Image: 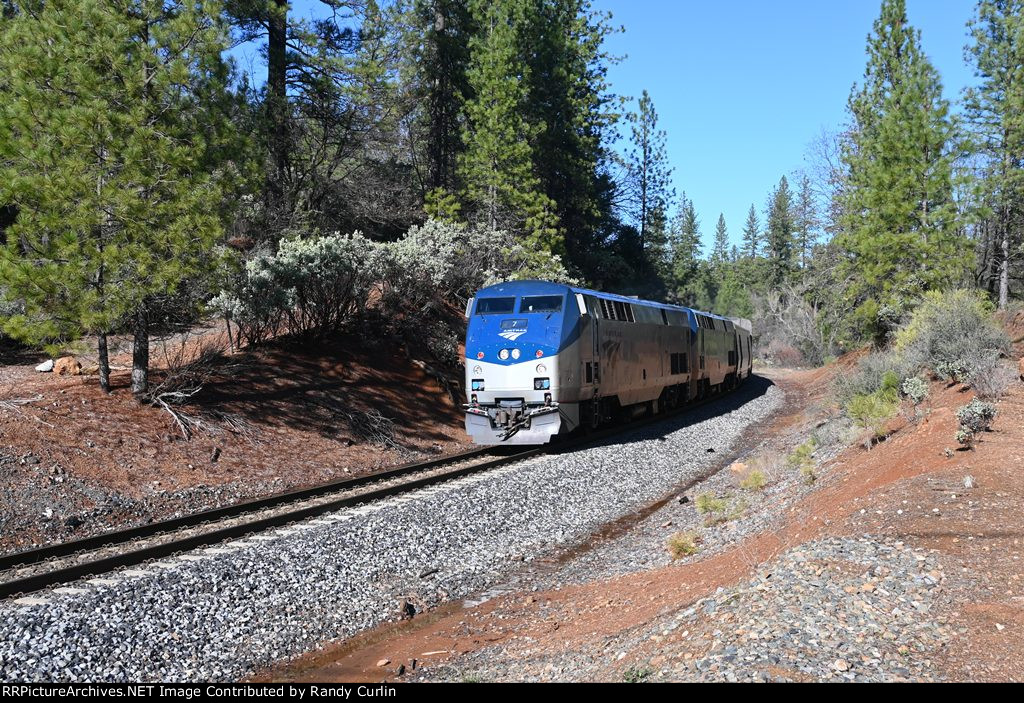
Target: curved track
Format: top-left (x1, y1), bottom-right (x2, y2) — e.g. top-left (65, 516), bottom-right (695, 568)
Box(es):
top-left (0, 384), bottom-right (749, 600)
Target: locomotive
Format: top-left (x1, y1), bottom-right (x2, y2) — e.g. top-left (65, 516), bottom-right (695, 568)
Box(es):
top-left (463, 280), bottom-right (753, 444)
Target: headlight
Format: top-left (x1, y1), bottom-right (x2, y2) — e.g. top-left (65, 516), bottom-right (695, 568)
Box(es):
top-left (499, 349), bottom-right (510, 361)
top-left (473, 365), bottom-right (483, 375)
top-left (511, 348), bottom-right (521, 360)
top-left (536, 364), bottom-right (547, 374)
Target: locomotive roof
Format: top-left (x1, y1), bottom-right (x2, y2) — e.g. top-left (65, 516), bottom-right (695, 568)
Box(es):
top-left (474, 279), bottom-right (730, 323)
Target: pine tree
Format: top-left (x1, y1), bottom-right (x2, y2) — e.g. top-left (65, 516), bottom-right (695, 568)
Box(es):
top-left (668, 195), bottom-right (703, 304)
top-left (742, 204), bottom-right (761, 259)
top-left (0, 0), bottom-right (237, 395)
top-left (626, 90), bottom-right (675, 251)
top-left (712, 214), bottom-right (730, 266)
top-left (964, 0), bottom-right (1024, 309)
top-left (838, 0), bottom-right (966, 336)
top-left (520, 0), bottom-right (619, 269)
top-left (226, 0), bottom-right (402, 235)
top-left (766, 176), bottom-right (797, 287)
top-left (794, 173), bottom-right (819, 269)
top-left (459, 0), bottom-right (560, 252)
top-left (400, 0), bottom-right (475, 196)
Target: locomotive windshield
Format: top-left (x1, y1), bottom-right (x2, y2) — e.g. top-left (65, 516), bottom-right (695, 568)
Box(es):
top-left (475, 297), bottom-right (516, 314)
top-left (520, 295), bottom-right (563, 313)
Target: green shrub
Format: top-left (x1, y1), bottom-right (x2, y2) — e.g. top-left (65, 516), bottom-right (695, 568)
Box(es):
top-left (800, 463), bottom-right (816, 484)
top-left (895, 289), bottom-right (1009, 379)
top-left (957, 399), bottom-right (997, 434)
top-left (786, 439), bottom-right (817, 469)
top-left (835, 351), bottom-right (915, 406)
top-left (955, 399), bottom-right (997, 448)
top-left (846, 391), bottom-right (899, 429)
top-left (786, 439), bottom-right (819, 484)
top-left (695, 492), bottom-right (727, 515)
top-left (956, 427), bottom-right (975, 448)
top-left (623, 666), bottom-right (653, 683)
top-left (739, 469), bottom-right (767, 491)
top-left (901, 377), bottom-right (929, 405)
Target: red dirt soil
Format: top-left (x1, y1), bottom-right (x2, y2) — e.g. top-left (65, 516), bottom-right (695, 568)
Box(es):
top-left (0, 323), bottom-right (470, 553)
top-left (260, 352), bottom-right (1024, 683)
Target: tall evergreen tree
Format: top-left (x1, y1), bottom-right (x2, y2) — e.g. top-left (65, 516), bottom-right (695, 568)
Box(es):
top-left (712, 214), bottom-right (730, 266)
top-left (964, 0), bottom-right (1024, 309)
top-left (0, 0), bottom-right (238, 395)
top-left (794, 173), bottom-right (819, 268)
top-left (626, 90), bottom-right (674, 251)
top-left (226, 0), bottom-right (402, 235)
top-left (668, 195), bottom-right (702, 303)
top-left (838, 0), bottom-right (965, 336)
top-left (742, 204), bottom-right (761, 258)
top-left (766, 176), bottom-right (797, 286)
top-left (400, 0), bottom-right (475, 197)
top-left (520, 0), bottom-right (619, 271)
top-left (459, 0), bottom-right (559, 252)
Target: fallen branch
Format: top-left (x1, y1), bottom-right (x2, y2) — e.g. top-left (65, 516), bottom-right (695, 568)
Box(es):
top-left (0, 394), bottom-right (42, 411)
top-left (152, 387), bottom-right (203, 439)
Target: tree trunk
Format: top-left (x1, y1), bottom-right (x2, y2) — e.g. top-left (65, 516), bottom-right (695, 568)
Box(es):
top-left (268, 0), bottom-right (289, 196)
top-left (131, 305), bottom-right (149, 398)
top-left (999, 222), bottom-right (1010, 310)
top-left (97, 333), bottom-right (111, 394)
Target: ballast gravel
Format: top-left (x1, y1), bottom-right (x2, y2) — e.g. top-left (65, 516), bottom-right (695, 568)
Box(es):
top-left (0, 380), bottom-right (782, 682)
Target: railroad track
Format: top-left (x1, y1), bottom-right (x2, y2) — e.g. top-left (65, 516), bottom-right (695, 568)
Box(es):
top-left (0, 385), bottom-right (747, 600)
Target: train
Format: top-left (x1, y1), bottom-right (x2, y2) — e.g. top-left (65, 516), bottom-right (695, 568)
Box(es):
top-left (463, 279), bottom-right (753, 444)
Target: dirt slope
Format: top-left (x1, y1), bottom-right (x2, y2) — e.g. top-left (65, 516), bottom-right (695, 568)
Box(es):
top-left (0, 324), bottom-right (470, 554)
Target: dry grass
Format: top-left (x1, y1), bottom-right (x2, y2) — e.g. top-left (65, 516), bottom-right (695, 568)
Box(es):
top-left (667, 531), bottom-right (701, 559)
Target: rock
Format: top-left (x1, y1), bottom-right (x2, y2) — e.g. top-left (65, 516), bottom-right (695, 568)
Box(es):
top-left (377, 659), bottom-right (391, 667)
top-left (211, 447), bottom-right (221, 463)
top-left (1018, 356), bottom-right (1024, 380)
top-left (35, 359), bottom-right (54, 373)
top-left (54, 357), bottom-right (82, 376)
top-left (729, 462), bottom-right (748, 474)
top-left (21, 454), bottom-right (40, 466)
top-left (396, 664), bottom-right (406, 676)
top-left (833, 659), bottom-right (850, 672)
top-left (398, 599), bottom-right (416, 620)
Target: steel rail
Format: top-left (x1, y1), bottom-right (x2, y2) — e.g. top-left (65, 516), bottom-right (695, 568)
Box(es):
top-left (0, 379), bottom-right (756, 599)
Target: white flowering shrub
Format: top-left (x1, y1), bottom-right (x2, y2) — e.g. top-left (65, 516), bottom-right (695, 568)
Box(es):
top-left (212, 220), bottom-right (577, 358)
top-left (211, 233), bottom-right (386, 344)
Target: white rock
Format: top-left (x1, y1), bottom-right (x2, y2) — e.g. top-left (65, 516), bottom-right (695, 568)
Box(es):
top-left (35, 359), bottom-right (54, 373)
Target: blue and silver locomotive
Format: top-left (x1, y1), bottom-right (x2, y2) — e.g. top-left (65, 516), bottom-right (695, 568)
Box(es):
top-left (463, 280), bottom-right (753, 444)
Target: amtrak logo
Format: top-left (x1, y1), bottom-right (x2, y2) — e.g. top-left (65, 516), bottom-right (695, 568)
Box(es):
top-left (499, 330), bottom-right (527, 342)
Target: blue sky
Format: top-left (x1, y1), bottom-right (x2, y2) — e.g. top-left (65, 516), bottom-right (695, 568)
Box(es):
top-left (594, 0), bottom-right (977, 251)
top-left (232, 0), bottom-right (979, 251)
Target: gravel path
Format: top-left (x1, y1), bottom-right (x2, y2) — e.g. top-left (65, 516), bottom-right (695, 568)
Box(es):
top-left (0, 380), bottom-right (783, 682)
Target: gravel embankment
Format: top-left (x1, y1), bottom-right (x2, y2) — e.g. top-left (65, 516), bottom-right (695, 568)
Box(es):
top-left (438, 537), bottom-right (951, 683)
top-left (0, 380), bottom-right (782, 682)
